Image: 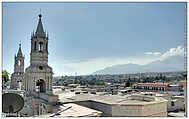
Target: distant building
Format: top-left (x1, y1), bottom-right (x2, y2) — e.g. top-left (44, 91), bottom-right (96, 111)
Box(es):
top-left (179, 81), bottom-right (187, 116)
top-left (156, 93), bottom-right (185, 112)
top-left (167, 84), bottom-right (183, 92)
top-left (133, 83), bottom-right (168, 91)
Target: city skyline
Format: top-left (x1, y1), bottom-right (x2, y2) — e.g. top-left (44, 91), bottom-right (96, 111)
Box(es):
top-left (3, 2), bottom-right (186, 76)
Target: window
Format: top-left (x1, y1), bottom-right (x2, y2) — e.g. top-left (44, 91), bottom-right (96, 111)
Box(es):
top-left (171, 101), bottom-right (175, 106)
top-left (34, 41), bottom-right (37, 50)
top-left (39, 42), bottom-right (43, 51)
top-left (18, 60), bottom-right (21, 66)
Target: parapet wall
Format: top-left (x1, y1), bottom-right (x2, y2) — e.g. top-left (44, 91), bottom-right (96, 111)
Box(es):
top-left (73, 96), bottom-right (167, 117)
top-left (128, 95), bottom-right (155, 102)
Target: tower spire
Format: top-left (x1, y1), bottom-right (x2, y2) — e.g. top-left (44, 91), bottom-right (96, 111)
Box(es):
top-left (17, 42), bottom-right (23, 57)
top-left (35, 13), bottom-right (45, 38)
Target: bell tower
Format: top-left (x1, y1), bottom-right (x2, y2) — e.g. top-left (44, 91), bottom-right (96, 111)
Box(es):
top-left (30, 14), bottom-right (49, 66)
top-left (10, 43), bottom-right (25, 89)
top-left (24, 14), bottom-right (53, 94)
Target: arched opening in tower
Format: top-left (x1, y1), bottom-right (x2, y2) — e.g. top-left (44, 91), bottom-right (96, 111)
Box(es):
top-left (18, 60), bottom-right (21, 66)
top-left (36, 79), bottom-right (46, 93)
top-left (39, 42), bottom-right (43, 52)
top-left (34, 41), bottom-right (37, 51)
top-left (17, 80), bottom-right (22, 90)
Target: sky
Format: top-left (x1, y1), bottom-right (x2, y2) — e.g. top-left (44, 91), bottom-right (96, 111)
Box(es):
top-left (2, 2), bottom-right (186, 76)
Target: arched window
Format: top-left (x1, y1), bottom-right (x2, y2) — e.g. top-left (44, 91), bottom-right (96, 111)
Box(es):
top-left (39, 42), bottom-right (43, 51)
top-left (36, 79), bottom-right (46, 93)
top-left (34, 41), bottom-right (37, 51)
top-left (18, 60), bottom-right (21, 66)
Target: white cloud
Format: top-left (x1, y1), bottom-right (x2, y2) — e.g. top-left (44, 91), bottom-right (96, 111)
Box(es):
top-left (144, 52), bottom-right (161, 56)
top-left (160, 45), bottom-right (184, 60)
top-left (144, 45), bottom-right (184, 60)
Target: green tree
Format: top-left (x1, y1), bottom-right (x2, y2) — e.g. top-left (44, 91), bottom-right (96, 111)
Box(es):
top-left (125, 80), bottom-right (130, 87)
top-left (2, 70), bottom-right (10, 84)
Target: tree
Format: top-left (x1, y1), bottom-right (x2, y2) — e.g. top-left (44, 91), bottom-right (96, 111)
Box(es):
top-left (125, 80), bottom-right (130, 87)
top-left (2, 70), bottom-right (10, 83)
top-left (162, 76), bottom-right (166, 83)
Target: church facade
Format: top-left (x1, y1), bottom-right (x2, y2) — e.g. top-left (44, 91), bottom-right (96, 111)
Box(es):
top-left (11, 14), bottom-right (53, 94)
top-left (10, 14), bottom-right (58, 115)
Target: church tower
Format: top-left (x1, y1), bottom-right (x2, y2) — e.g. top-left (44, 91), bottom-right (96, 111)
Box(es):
top-left (24, 14), bottom-right (53, 94)
top-left (10, 43), bottom-right (25, 89)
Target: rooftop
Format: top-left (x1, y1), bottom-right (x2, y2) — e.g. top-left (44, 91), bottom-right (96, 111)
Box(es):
top-left (168, 112), bottom-right (185, 117)
top-left (133, 83), bottom-right (169, 87)
top-left (39, 103), bottom-right (102, 117)
top-left (55, 90), bottom-right (167, 105)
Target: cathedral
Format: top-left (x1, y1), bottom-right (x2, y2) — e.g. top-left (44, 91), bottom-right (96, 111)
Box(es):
top-left (10, 14), bottom-right (58, 115)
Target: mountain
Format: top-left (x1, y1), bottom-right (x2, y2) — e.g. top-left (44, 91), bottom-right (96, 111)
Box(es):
top-left (93, 55), bottom-right (184, 74)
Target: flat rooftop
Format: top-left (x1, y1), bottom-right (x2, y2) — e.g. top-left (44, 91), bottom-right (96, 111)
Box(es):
top-left (40, 103), bottom-right (102, 117)
top-left (168, 112), bottom-right (185, 117)
top-left (55, 90), bottom-right (167, 105)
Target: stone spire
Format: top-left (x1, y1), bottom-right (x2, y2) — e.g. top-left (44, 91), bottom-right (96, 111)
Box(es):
top-left (35, 14), bottom-right (46, 38)
top-left (17, 43), bottom-right (23, 57)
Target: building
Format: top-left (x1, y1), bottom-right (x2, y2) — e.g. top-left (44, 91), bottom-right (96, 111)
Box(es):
top-left (133, 83), bottom-right (168, 91)
top-left (24, 14), bottom-right (53, 94)
top-left (155, 93), bottom-right (185, 112)
top-left (9, 14), bottom-right (58, 116)
top-left (168, 84), bottom-right (183, 92)
top-left (55, 90), bottom-right (168, 117)
top-left (179, 81), bottom-right (187, 116)
top-left (10, 44), bottom-right (25, 90)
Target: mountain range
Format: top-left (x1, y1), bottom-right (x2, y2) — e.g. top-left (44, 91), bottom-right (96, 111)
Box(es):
top-left (93, 55), bottom-right (185, 74)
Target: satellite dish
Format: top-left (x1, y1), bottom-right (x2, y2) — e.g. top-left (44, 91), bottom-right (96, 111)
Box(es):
top-left (2, 93), bottom-right (24, 113)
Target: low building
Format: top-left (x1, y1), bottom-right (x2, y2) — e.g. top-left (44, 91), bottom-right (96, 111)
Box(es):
top-left (167, 84), bottom-right (183, 92)
top-left (133, 83), bottom-right (168, 91)
top-left (150, 92), bottom-right (185, 113)
top-left (179, 81), bottom-right (187, 117)
top-left (57, 91), bottom-right (168, 117)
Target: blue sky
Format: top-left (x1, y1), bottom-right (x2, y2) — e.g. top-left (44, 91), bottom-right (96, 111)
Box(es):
top-left (2, 2), bottom-right (186, 76)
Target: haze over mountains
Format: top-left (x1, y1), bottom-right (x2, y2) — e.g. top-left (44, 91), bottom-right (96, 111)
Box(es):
top-left (93, 46), bottom-right (185, 75)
